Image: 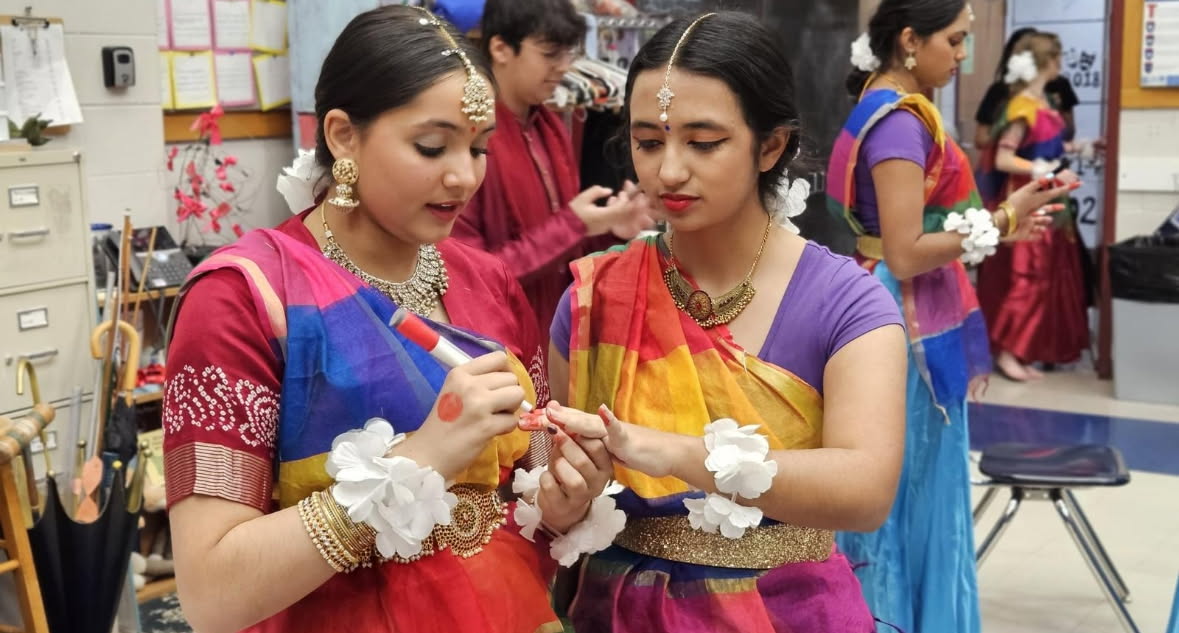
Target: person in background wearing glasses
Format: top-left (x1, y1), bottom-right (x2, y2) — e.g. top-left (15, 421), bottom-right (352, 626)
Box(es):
top-left (454, 0), bottom-right (654, 361)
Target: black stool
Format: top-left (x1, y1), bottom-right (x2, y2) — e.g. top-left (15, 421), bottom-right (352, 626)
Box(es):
top-left (973, 442), bottom-right (1139, 633)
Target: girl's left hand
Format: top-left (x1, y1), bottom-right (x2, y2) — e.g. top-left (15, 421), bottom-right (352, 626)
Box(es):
top-left (534, 403), bottom-right (614, 533)
top-left (546, 403), bottom-right (677, 479)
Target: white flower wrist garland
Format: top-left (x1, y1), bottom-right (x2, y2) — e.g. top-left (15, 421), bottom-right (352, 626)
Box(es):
top-left (1031, 158), bottom-right (1060, 181)
top-left (512, 466), bottom-right (627, 567)
top-left (684, 419), bottom-right (779, 540)
top-left (944, 208), bottom-right (1001, 266)
top-left (326, 418), bottom-right (458, 560)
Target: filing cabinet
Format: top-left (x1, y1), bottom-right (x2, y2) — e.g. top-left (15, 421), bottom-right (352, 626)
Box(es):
top-left (0, 149), bottom-right (96, 438)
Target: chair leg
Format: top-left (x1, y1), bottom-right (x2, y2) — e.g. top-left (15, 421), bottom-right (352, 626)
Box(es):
top-left (973, 486), bottom-right (999, 526)
top-left (1052, 490), bottom-right (1140, 633)
top-left (1063, 489), bottom-right (1132, 602)
top-left (0, 467), bottom-right (48, 633)
top-left (976, 487), bottom-right (1023, 568)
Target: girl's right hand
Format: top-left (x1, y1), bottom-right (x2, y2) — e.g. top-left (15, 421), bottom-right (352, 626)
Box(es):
top-left (396, 351), bottom-right (526, 480)
top-left (1003, 176), bottom-right (1079, 241)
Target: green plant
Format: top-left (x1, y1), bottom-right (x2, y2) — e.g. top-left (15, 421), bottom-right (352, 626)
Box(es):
top-left (8, 114), bottom-right (54, 146)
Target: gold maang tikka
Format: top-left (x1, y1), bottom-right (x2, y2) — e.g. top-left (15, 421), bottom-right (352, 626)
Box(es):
top-left (657, 13), bottom-right (717, 130)
top-left (414, 8), bottom-right (493, 124)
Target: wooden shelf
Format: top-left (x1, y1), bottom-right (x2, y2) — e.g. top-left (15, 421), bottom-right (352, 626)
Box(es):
top-left (96, 286), bottom-right (180, 306)
top-left (133, 391), bottom-right (164, 405)
top-left (137, 576), bottom-right (177, 604)
top-left (164, 110), bottom-right (292, 143)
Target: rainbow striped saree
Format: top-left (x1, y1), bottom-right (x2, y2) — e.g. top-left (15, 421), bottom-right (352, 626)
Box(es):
top-left (565, 237), bottom-right (875, 633)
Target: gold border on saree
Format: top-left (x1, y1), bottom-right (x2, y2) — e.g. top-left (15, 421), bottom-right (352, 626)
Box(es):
top-left (614, 516), bottom-right (834, 570)
top-left (856, 235), bottom-right (885, 261)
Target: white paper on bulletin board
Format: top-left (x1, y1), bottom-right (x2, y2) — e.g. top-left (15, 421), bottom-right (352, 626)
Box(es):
top-left (170, 0), bottom-right (214, 49)
top-left (158, 0), bottom-right (171, 48)
top-left (1141, 0), bottom-right (1179, 87)
top-left (213, 0), bottom-right (252, 50)
top-left (215, 51), bottom-right (256, 106)
top-left (160, 52), bottom-right (175, 109)
top-left (250, 0), bottom-right (288, 54)
top-left (172, 51), bottom-right (217, 109)
top-left (253, 53), bottom-right (290, 110)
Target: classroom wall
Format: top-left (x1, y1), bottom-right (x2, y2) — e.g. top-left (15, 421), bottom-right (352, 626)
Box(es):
top-left (27, 0), bottom-right (169, 229)
top-left (1117, 0), bottom-right (1179, 241)
top-left (20, 0), bottom-right (292, 235)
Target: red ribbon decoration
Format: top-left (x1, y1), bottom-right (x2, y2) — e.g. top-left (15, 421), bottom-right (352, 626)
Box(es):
top-left (190, 105), bottom-right (225, 145)
top-left (175, 192), bottom-right (208, 222)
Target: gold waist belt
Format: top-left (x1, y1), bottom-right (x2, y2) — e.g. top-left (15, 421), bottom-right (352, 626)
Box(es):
top-left (614, 516), bottom-right (834, 570)
top-left (856, 235), bottom-right (884, 261)
top-left (389, 484), bottom-right (506, 563)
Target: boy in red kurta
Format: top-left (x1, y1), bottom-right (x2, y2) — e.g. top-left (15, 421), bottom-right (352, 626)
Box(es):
top-left (453, 0), bottom-right (652, 344)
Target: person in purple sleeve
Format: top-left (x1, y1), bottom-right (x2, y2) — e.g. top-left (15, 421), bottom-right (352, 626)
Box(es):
top-left (544, 12), bottom-right (910, 633)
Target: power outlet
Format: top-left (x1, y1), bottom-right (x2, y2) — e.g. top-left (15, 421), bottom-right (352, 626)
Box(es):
top-left (28, 430), bottom-right (58, 454)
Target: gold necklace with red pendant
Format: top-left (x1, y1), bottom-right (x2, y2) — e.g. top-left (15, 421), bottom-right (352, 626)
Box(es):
top-left (662, 218), bottom-right (772, 328)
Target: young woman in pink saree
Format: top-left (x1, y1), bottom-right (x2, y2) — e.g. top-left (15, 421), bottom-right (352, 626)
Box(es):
top-left (165, 8), bottom-right (616, 633)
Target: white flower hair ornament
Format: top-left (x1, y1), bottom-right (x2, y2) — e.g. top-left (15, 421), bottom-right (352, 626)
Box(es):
top-left (1004, 51), bottom-right (1038, 85)
top-left (276, 148), bottom-right (327, 214)
top-left (771, 173), bottom-right (812, 234)
top-left (850, 33), bottom-right (881, 73)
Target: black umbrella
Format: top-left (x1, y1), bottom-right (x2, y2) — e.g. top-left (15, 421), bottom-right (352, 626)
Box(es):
top-left (18, 357), bottom-right (147, 633)
top-left (30, 470), bottom-right (140, 633)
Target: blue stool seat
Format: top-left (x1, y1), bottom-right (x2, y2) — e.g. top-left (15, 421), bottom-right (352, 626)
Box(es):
top-left (979, 443), bottom-right (1130, 486)
top-left (974, 442), bottom-right (1139, 633)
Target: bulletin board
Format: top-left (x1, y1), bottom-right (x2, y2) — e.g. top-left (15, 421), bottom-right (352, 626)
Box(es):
top-left (1123, 0), bottom-right (1179, 108)
top-left (159, 0), bottom-right (292, 141)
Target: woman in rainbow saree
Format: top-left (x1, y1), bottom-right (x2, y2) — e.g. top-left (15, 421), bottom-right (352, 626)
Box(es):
top-left (826, 2), bottom-right (1078, 631)
top-left (164, 8), bottom-right (614, 633)
top-left (976, 31), bottom-right (1089, 379)
top-left (546, 12), bottom-right (910, 632)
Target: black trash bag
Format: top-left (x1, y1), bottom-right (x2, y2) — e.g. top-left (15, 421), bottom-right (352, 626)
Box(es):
top-left (1109, 235), bottom-right (1179, 304)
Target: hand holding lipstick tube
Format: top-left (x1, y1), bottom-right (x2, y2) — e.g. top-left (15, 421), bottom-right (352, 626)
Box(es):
top-left (389, 307), bottom-right (534, 414)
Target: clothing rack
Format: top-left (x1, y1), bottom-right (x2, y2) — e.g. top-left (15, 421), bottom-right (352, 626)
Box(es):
top-left (592, 15), bottom-right (674, 30)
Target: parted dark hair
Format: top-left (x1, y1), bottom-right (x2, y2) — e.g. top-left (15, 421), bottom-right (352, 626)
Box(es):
top-left (480, 0), bottom-right (587, 57)
top-left (622, 11), bottom-right (804, 205)
top-left (846, 0), bottom-right (966, 99)
top-left (313, 5), bottom-right (490, 170)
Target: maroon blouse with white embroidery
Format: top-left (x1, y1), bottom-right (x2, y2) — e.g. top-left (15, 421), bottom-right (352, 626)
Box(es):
top-left (164, 213), bottom-right (547, 513)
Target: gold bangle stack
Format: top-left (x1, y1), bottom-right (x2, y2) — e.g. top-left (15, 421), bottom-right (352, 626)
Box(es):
top-left (999, 201), bottom-right (1018, 237)
top-left (298, 488), bottom-right (377, 573)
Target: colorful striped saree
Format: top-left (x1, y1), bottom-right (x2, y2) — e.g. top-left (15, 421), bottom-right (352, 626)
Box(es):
top-left (826, 89), bottom-right (984, 633)
top-left (565, 237), bottom-right (875, 633)
top-left (975, 94), bottom-right (1089, 364)
top-left (174, 228), bottom-right (562, 633)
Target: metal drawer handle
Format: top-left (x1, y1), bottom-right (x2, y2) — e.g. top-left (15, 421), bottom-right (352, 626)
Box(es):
top-left (21, 349), bottom-right (59, 362)
top-left (8, 227), bottom-right (51, 239)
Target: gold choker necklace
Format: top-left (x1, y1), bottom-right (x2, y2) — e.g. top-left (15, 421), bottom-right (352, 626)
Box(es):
top-left (319, 205), bottom-right (448, 316)
top-left (662, 219), bottom-right (772, 328)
